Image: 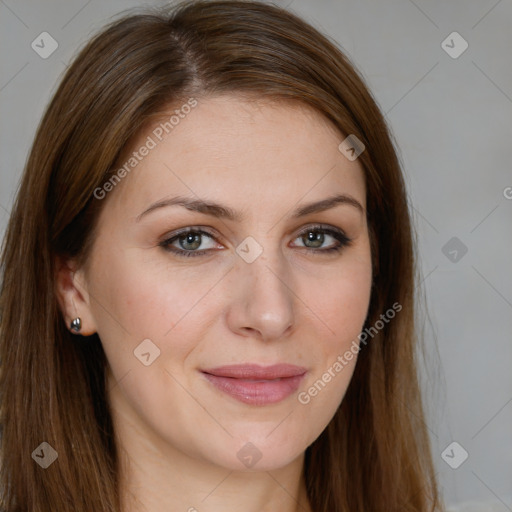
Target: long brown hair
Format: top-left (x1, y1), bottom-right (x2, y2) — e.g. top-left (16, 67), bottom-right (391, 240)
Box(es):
top-left (0, 1), bottom-right (442, 510)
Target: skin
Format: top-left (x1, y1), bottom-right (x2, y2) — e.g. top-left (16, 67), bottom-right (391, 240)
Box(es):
top-left (56, 95), bottom-right (373, 512)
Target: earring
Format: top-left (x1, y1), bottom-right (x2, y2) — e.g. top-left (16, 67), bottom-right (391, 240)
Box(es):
top-left (70, 317), bottom-right (82, 333)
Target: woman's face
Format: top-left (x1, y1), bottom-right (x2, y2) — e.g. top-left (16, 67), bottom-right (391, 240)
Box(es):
top-left (72, 95), bottom-right (372, 471)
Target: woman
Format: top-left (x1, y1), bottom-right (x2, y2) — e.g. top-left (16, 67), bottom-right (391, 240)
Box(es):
top-left (0, 1), bottom-right (442, 510)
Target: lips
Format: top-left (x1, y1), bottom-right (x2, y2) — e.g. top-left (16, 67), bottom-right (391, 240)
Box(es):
top-left (201, 364), bottom-right (307, 405)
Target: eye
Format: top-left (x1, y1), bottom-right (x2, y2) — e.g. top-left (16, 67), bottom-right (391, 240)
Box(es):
top-left (159, 227), bottom-right (220, 258)
top-left (292, 224), bottom-right (352, 254)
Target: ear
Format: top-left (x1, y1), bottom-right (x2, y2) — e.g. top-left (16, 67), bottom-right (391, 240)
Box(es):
top-left (54, 255), bottom-right (98, 336)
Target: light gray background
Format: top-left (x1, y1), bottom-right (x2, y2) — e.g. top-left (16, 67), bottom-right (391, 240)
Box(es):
top-left (1, 0), bottom-right (511, 510)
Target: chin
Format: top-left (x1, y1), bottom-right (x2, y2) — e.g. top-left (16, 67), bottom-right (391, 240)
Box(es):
top-left (196, 428), bottom-right (311, 473)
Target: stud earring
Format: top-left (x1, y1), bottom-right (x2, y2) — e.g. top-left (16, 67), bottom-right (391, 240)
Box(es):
top-left (70, 317), bottom-right (82, 333)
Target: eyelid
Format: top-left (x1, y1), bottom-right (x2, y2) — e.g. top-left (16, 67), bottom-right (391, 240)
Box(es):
top-left (161, 223), bottom-right (347, 241)
top-left (294, 223), bottom-right (347, 239)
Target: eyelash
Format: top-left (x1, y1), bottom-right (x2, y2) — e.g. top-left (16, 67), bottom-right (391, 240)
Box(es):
top-left (158, 224), bottom-right (352, 258)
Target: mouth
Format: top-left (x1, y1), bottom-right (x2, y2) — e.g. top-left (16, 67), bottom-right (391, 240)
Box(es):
top-left (200, 364), bottom-right (307, 406)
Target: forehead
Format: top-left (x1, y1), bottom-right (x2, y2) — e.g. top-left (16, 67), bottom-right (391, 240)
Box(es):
top-left (99, 94), bottom-right (366, 221)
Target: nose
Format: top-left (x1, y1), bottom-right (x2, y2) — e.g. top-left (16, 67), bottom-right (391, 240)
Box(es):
top-left (225, 248), bottom-right (295, 342)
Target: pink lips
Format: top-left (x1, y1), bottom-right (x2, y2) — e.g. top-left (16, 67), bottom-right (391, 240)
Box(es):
top-left (201, 364), bottom-right (307, 405)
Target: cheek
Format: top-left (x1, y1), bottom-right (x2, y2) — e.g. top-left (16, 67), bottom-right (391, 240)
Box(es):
top-left (87, 247), bottom-right (214, 374)
top-left (312, 250), bottom-right (373, 348)
top-left (298, 247), bottom-right (372, 402)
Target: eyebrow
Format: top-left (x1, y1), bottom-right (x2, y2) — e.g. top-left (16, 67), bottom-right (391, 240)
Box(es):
top-left (135, 193), bottom-right (364, 223)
